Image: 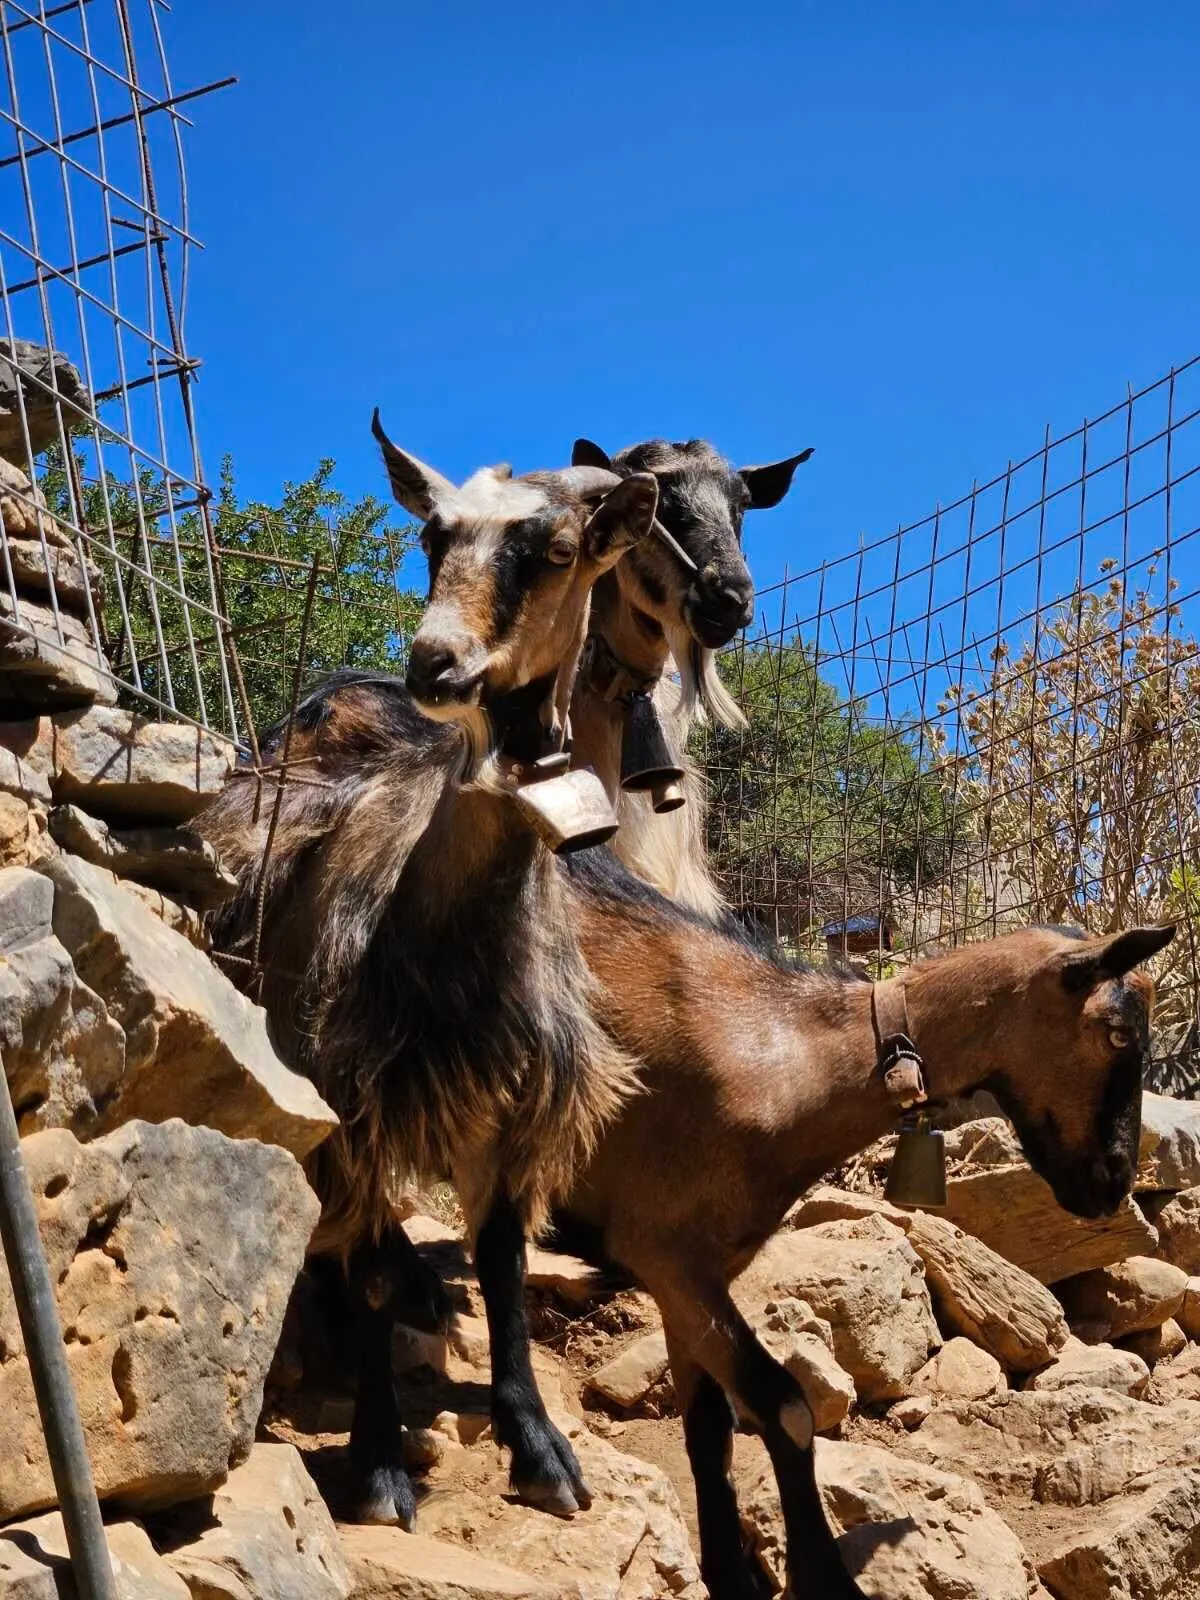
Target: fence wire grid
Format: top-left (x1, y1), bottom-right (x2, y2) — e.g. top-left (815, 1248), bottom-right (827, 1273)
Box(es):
top-left (704, 358), bottom-right (1200, 1090)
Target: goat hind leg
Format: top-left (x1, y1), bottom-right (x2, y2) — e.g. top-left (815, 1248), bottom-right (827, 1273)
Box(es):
top-left (474, 1188), bottom-right (592, 1516)
top-left (658, 1278), bottom-right (864, 1600)
top-left (666, 1327), bottom-right (773, 1600)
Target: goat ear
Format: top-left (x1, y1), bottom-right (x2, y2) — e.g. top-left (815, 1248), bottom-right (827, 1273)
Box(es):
top-left (583, 472), bottom-right (658, 566)
top-left (739, 448), bottom-right (814, 510)
top-left (572, 438), bottom-right (614, 471)
top-left (371, 409), bottom-right (456, 522)
top-left (1061, 924), bottom-right (1177, 992)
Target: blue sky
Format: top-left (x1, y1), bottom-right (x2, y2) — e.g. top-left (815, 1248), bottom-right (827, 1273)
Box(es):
top-left (164, 1), bottom-right (1198, 618)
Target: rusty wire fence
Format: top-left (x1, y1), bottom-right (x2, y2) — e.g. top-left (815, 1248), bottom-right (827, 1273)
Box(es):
top-left (702, 358), bottom-right (1200, 1091)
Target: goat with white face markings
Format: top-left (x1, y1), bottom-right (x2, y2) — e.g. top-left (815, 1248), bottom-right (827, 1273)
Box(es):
top-left (570, 435), bottom-right (811, 916)
top-left (198, 414), bottom-right (659, 1529)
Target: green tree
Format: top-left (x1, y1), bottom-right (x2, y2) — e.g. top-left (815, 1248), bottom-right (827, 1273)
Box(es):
top-left (700, 638), bottom-right (962, 955)
top-left (39, 447), bottom-right (423, 739)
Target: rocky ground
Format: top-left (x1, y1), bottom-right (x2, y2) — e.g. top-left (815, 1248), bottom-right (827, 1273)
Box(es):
top-left (4, 459), bottom-right (1200, 1596)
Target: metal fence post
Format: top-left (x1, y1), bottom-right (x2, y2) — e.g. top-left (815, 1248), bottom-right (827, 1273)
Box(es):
top-left (0, 1050), bottom-right (116, 1599)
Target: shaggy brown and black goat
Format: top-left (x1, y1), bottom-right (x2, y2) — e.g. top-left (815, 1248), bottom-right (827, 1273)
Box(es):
top-left (570, 436), bottom-right (810, 915)
top-left (556, 849), bottom-right (1174, 1599)
top-left (199, 419), bottom-right (661, 1528)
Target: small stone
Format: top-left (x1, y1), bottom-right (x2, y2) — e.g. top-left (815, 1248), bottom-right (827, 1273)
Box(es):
top-left (1024, 1336), bottom-right (1150, 1398)
top-left (49, 706), bottom-right (234, 822)
top-left (890, 1395), bottom-right (934, 1430)
top-left (525, 1243), bottom-right (604, 1305)
top-left (393, 1322), bottom-right (450, 1375)
top-left (752, 1302), bottom-right (855, 1432)
top-left (586, 1330), bottom-right (670, 1410)
top-left (910, 1336), bottom-right (1006, 1401)
top-left (162, 1444), bottom-right (351, 1600)
top-left (1180, 1276), bottom-right (1200, 1340)
top-left (401, 1426), bottom-right (444, 1468)
top-left (449, 1311), bottom-right (491, 1367)
top-left (1058, 1256), bottom-right (1188, 1339)
top-left (1120, 1316), bottom-right (1188, 1366)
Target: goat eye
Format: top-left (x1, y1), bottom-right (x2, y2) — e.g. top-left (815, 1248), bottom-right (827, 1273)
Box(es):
top-left (1109, 1027), bottom-right (1133, 1049)
top-left (547, 539), bottom-right (577, 566)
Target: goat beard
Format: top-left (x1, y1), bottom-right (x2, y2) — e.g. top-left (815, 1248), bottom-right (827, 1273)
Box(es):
top-left (665, 622), bottom-right (746, 733)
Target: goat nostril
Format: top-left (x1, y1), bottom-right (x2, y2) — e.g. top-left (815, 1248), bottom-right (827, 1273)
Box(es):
top-left (406, 643), bottom-right (460, 697)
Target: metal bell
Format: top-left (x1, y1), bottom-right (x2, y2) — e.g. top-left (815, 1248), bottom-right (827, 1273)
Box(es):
top-left (620, 692), bottom-right (685, 793)
top-left (509, 765), bottom-right (620, 855)
top-left (650, 778), bottom-right (686, 814)
top-left (883, 1111), bottom-right (947, 1211)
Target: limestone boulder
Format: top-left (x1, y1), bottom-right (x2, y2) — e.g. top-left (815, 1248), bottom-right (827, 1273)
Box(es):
top-left (740, 1439), bottom-right (1048, 1599)
top-left (0, 865), bottom-right (125, 1134)
top-left (1038, 1464), bottom-right (1200, 1599)
top-left (0, 716), bottom-right (54, 802)
top-left (49, 707), bottom-right (234, 822)
top-left (160, 1444), bottom-right (351, 1600)
top-left (1152, 1184), bottom-right (1200, 1275)
top-left (0, 1119), bottom-right (318, 1518)
top-left (737, 1217), bottom-right (939, 1402)
top-left (0, 590), bottom-right (117, 709)
top-left (1119, 1317), bottom-right (1188, 1367)
top-left (585, 1330), bottom-right (670, 1411)
top-left (1180, 1276), bottom-right (1200, 1340)
top-left (0, 1513), bottom-right (188, 1598)
top-left (1057, 1256), bottom-right (1187, 1340)
top-left (794, 1188), bottom-right (1072, 1372)
top-left (340, 1526), bottom-right (556, 1600)
top-left (910, 1336), bottom-right (1006, 1401)
top-left (751, 1297), bottom-right (856, 1433)
top-left (1138, 1090), bottom-right (1200, 1191)
top-left (897, 1387), bottom-right (1200, 1508)
top-left (49, 804), bottom-right (237, 908)
top-left (3, 536), bottom-right (100, 613)
top-left (39, 852), bottom-right (336, 1159)
top-left (1024, 1337), bottom-right (1150, 1399)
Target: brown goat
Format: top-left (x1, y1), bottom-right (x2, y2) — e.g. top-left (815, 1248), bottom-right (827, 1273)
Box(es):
top-left (556, 849), bottom-right (1174, 1600)
top-left (200, 419), bottom-right (660, 1528)
top-left (569, 436), bottom-right (811, 916)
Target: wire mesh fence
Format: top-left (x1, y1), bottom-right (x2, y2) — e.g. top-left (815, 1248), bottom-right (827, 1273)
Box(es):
top-left (703, 357), bottom-right (1200, 1091)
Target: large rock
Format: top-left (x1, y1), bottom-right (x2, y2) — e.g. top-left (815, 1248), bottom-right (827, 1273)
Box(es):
top-left (0, 1512), bottom-right (188, 1598)
top-left (0, 1120), bottom-right (318, 1518)
top-left (793, 1187), bottom-right (1069, 1371)
top-left (1057, 1257), bottom-right (1188, 1340)
top-left (1152, 1185), bottom-right (1200, 1274)
top-left (751, 1298), bottom-right (856, 1433)
top-left (896, 1387), bottom-right (1200, 1508)
top-left (161, 1444), bottom-right (351, 1600)
top-left (0, 865), bottom-right (125, 1133)
top-left (0, 589), bottom-right (117, 710)
top-left (1038, 1464), bottom-right (1200, 1599)
top-left (585, 1331), bottom-right (670, 1411)
top-left (39, 852), bottom-right (336, 1159)
top-left (1138, 1091), bottom-right (1200, 1191)
top-left (49, 805), bottom-right (237, 909)
top-left (740, 1439), bottom-right (1048, 1599)
top-left (341, 1527), bottom-right (556, 1600)
top-left (737, 1217), bottom-right (939, 1402)
top-left (910, 1336), bottom-right (1005, 1401)
top-left (1024, 1337), bottom-right (1150, 1399)
top-left (944, 1164), bottom-right (1157, 1285)
top-left (0, 338), bottom-right (89, 461)
top-left (3, 537), bottom-right (100, 613)
top-left (1180, 1277), bottom-right (1200, 1341)
top-left (0, 716), bottom-right (54, 802)
top-left (49, 707), bottom-right (234, 822)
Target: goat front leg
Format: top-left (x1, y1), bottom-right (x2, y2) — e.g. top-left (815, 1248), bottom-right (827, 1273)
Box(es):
top-left (665, 1327), bottom-right (774, 1600)
top-left (658, 1276), bottom-right (864, 1600)
top-left (474, 1188), bottom-right (592, 1516)
top-left (344, 1228), bottom-right (428, 1528)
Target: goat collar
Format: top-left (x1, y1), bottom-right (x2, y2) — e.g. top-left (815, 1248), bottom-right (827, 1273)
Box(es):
top-left (578, 633), bottom-right (660, 707)
top-left (871, 978), bottom-right (928, 1110)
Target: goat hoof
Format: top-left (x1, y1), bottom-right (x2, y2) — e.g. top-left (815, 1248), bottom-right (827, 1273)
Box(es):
top-left (350, 1465), bottom-right (418, 1530)
top-left (515, 1475), bottom-right (580, 1518)
top-left (510, 1427), bottom-right (592, 1517)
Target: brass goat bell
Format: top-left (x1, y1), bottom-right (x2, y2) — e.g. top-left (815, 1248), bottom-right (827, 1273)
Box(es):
top-left (883, 1110), bottom-right (947, 1211)
top-left (507, 757), bottom-right (620, 855)
top-left (621, 692), bottom-right (685, 812)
